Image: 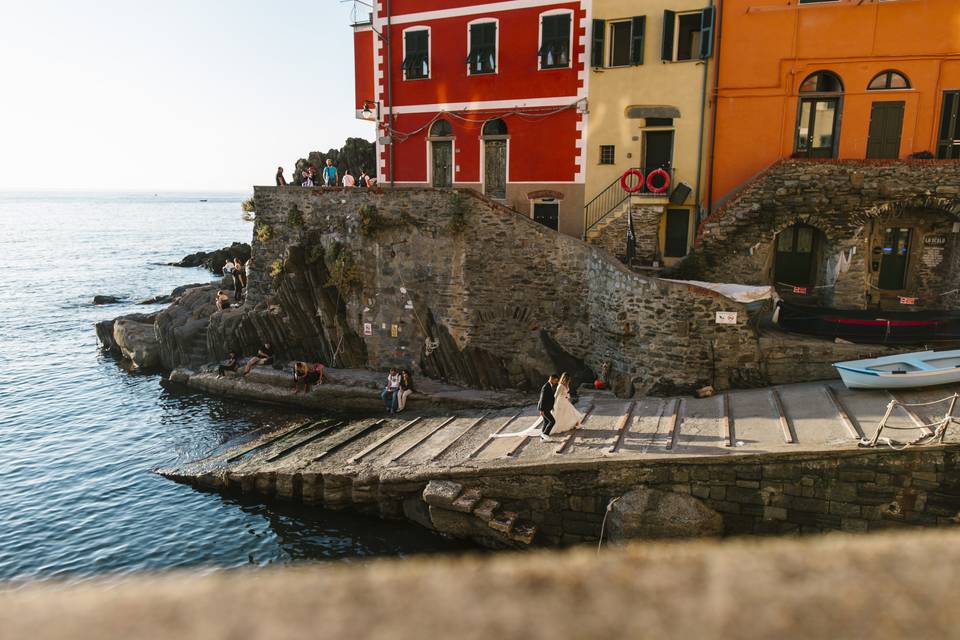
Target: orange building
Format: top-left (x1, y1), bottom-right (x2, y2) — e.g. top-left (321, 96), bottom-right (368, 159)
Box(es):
top-left (709, 0), bottom-right (960, 208)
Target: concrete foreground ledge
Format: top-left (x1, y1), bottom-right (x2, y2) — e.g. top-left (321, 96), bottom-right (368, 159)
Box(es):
top-left (3, 529), bottom-right (959, 640)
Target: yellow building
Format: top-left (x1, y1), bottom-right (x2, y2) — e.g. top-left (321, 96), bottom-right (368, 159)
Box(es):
top-left (584, 2), bottom-right (715, 266)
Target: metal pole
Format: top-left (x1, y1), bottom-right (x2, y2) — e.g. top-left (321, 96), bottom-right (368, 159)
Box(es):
top-left (385, 0), bottom-right (395, 187)
top-left (693, 0), bottom-right (713, 226)
top-left (705, 0), bottom-right (723, 217)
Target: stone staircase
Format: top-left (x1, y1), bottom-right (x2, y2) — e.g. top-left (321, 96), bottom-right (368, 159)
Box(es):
top-left (423, 480), bottom-right (537, 546)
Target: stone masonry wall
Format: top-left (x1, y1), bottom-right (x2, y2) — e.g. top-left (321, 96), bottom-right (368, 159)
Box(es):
top-left (689, 160), bottom-right (960, 310)
top-left (587, 204), bottom-right (661, 263)
top-left (220, 186), bottom-right (763, 395)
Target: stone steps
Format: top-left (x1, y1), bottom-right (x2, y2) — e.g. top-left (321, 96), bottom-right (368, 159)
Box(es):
top-left (423, 480), bottom-right (537, 546)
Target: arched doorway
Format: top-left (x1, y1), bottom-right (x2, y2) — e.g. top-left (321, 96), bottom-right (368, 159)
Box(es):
top-left (774, 223), bottom-right (822, 289)
top-left (429, 119), bottom-right (453, 188)
top-left (796, 71), bottom-right (843, 159)
top-left (482, 118), bottom-right (508, 199)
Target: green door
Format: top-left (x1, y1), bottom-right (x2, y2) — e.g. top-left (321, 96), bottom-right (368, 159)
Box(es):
top-left (484, 139), bottom-right (507, 199)
top-left (775, 224), bottom-right (816, 286)
top-left (664, 209), bottom-right (689, 257)
top-left (878, 227), bottom-right (911, 290)
top-left (431, 141), bottom-right (452, 188)
top-left (937, 91), bottom-right (960, 159)
top-left (866, 101), bottom-right (904, 159)
top-left (533, 202), bottom-right (559, 231)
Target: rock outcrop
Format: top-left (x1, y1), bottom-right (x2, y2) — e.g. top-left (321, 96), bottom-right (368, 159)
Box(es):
top-left (155, 285), bottom-right (223, 370)
top-left (607, 487), bottom-right (724, 541)
top-left (93, 295), bottom-right (124, 305)
top-left (112, 313), bottom-right (161, 370)
top-left (169, 242), bottom-right (251, 275)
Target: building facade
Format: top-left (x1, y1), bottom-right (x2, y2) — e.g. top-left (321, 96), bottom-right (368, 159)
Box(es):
top-left (353, 0), bottom-right (591, 237)
top-left (584, 1), bottom-right (715, 265)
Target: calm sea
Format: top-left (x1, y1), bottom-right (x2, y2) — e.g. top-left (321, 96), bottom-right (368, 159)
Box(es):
top-left (0, 191), bottom-right (465, 583)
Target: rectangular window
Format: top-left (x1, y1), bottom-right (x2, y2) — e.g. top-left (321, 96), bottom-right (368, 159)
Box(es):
top-left (665, 209), bottom-right (690, 258)
top-left (599, 145), bottom-right (616, 165)
top-left (467, 22), bottom-right (497, 75)
top-left (609, 21), bottom-right (632, 67)
top-left (646, 117), bottom-right (673, 127)
top-left (539, 13), bottom-right (571, 69)
top-left (675, 13), bottom-right (702, 61)
top-left (663, 10), bottom-right (708, 62)
top-left (402, 29), bottom-right (429, 80)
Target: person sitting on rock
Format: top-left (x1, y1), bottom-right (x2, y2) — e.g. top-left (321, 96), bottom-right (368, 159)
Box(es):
top-left (293, 361), bottom-right (325, 393)
top-left (215, 290), bottom-right (231, 311)
top-left (242, 341), bottom-right (274, 376)
top-left (380, 367), bottom-right (400, 413)
top-left (218, 352), bottom-right (238, 378)
top-left (393, 369), bottom-right (414, 412)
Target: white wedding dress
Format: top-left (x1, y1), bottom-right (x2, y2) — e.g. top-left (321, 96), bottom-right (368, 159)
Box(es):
top-left (551, 383), bottom-right (583, 434)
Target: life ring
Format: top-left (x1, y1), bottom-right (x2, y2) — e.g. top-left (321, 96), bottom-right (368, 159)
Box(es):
top-left (646, 168), bottom-right (671, 194)
top-left (620, 169), bottom-right (644, 194)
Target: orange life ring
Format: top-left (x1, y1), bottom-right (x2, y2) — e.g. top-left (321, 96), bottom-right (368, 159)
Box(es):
top-left (646, 168), bottom-right (671, 194)
top-left (620, 169), bottom-right (644, 193)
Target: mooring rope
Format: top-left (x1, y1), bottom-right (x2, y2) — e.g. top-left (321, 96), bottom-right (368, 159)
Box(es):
top-left (861, 394), bottom-right (960, 450)
top-left (597, 496), bottom-right (622, 554)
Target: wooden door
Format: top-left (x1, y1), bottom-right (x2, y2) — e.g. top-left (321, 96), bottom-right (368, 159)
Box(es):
top-left (484, 139), bottom-right (507, 199)
top-left (643, 130), bottom-right (674, 171)
top-left (878, 227), bottom-right (911, 290)
top-left (431, 141), bottom-right (452, 188)
top-left (775, 224), bottom-right (816, 286)
top-left (867, 101), bottom-right (904, 159)
top-left (938, 91), bottom-right (960, 159)
top-left (533, 202), bottom-right (559, 231)
top-left (796, 98), bottom-right (839, 158)
top-left (664, 209), bottom-right (689, 257)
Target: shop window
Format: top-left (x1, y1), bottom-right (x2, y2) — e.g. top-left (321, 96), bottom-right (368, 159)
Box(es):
top-left (868, 70), bottom-right (910, 91)
top-left (599, 145), bottom-right (615, 165)
top-left (467, 21), bottom-right (497, 75)
top-left (539, 13), bottom-right (571, 69)
top-left (402, 28), bottom-right (429, 80)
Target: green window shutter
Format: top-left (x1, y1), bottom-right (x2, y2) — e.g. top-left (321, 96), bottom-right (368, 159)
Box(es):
top-left (661, 10), bottom-right (676, 61)
top-left (402, 30), bottom-right (429, 78)
top-left (591, 19), bottom-right (606, 67)
top-left (631, 16), bottom-right (646, 65)
top-left (699, 7), bottom-right (715, 59)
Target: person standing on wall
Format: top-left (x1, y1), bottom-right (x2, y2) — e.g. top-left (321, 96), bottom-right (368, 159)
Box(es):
top-left (342, 170), bottom-right (356, 188)
top-left (322, 158), bottom-right (338, 187)
top-left (358, 169), bottom-right (369, 188)
top-left (232, 258), bottom-right (245, 302)
top-left (275, 167), bottom-right (287, 186)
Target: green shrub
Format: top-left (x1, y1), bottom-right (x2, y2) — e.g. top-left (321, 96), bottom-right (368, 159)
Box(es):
top-left (358, 204), bottom-right (382, 237)
top-left (307, 243), bottom-right (325, 265)
top-left (326, 251), bottom-right (364, 296)
top-left (255, 223), bottom-right (273, 242)
top-left (287, 205), bottom-right (304, 227)
top-left (241, 197), bottom-right (256, 213)
top-left (269, 258), bottom-right (284, 279)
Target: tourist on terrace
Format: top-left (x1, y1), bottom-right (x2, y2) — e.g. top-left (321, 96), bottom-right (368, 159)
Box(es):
top-left (358, 169), bottom-right (370, 188)
top-left (242, 341), bottom-right (274, 376)
top-left (275, 167), bottom-right (287, 186)
top-left (342, 170), bottom-right (356, 188)
top-left (293, 361), bottom-right (325, 393)
top-left (302, 169), bottom-right (314, 187)
top-left (215, 290), bottom-right (231, 311)
top-left (322, 158), bottom-right (338, 187)
top-left (232, 258), bottom-right (245, 302)
top-left (381, 367), bottom-right (400, 413)
top-left (393, 370), bottom-right (414, 412)
top-left (218, 352), bottom-right (238, 378)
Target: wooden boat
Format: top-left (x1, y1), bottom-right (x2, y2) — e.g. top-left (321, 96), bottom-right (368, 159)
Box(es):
top-left (774, 300), bottom-right (960, 344)
top-left (834, 350), bottom-right (960, 389)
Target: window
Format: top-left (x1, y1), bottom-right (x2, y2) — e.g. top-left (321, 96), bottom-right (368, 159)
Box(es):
top-left (661, 9), bottom-right (714, 62)
top-left (795, 71), bottom-right (843, 158)
top-left (868, 70), bottom-right (910, 91)
top-left (430, 119), bottom-right (452, 137)
top-left (646, 117), bottom-right (673, 127)
top-left (402, 28), bottom-right (429, 80)
top-left (539, 12), bottom-right (571, 69)
top-left (600, 17), bottom-right (645, 67)
top-left (609, 21), bottom-right (632, 67)
top-left (482, 118), bottom-right (507, 136)
top-left (467, 21), bottom-right (497, 75)
top-left (599, 145), bottom-right (615, 165)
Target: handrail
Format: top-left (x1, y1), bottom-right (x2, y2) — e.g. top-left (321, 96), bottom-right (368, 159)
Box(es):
top-left (582, 166), bottom-right (674, 238)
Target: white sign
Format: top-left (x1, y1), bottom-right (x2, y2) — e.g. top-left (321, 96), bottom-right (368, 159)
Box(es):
top-left (715, 311), bottom-right (738, 325)
top-left (363, 323), bottom-right (372, 336)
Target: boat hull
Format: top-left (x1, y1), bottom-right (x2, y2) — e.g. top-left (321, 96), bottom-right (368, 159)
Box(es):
top-left (835, 365), bottom-right (960, 390)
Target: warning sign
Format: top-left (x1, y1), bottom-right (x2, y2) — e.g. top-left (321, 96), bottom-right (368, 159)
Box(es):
top-left (715, 311), bottom-right (738, 325)
top-left (363, 322), bottom-right (372, 336)
top-left (899, 296), bottom-right (917, 305)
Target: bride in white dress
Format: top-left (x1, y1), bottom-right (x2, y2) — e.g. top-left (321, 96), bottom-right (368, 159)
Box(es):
top-left (551, 373), bottom-right (583, 435)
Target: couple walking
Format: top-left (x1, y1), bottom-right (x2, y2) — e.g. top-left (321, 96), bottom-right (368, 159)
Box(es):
top-left (537, 372), bottom-right (583, 442)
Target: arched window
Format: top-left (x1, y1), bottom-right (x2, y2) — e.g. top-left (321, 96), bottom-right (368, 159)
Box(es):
top-left (429, 119), bottom-right (452, 137)
top-left (796, 71), bottom-right (843, 158)
top-left (868, 70), bottom-right (910, 91)
top-left (482, 118), bottom-right (508, 136)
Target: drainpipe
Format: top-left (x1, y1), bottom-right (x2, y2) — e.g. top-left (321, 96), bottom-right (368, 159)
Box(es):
top-left (705, 0), bottom-right (723, 217)
top-left (386, 0), bottom-right (395, 187)
top-left (694, 0), bottom-right (714, 226)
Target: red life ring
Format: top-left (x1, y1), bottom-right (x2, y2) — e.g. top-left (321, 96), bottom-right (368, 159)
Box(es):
top-left (620, 169), bottom-right (644, 193)
top-left (646, 168), bottom-right (671, 193)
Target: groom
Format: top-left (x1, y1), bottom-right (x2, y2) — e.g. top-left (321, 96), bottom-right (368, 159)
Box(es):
top-left (538, 374), bottom-right (559, 442)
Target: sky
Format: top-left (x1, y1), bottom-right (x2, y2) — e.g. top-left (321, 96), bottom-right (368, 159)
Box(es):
top-left (0, 0), bottom-right (374, 191)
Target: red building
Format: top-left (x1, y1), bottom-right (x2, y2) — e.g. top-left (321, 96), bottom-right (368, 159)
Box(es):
top-left (353, 0), bottom-right (590, 236)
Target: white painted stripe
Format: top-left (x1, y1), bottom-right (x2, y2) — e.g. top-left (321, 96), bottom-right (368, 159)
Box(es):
top-left (382, 0), bottom-right (576, 25)
top-left (391, 95), bottom-right (579, 115)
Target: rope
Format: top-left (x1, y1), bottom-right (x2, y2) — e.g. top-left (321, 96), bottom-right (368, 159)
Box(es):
top-left (860, 395), bottom-right (960, 450)
top-left (394, 263), bottom-right (441, 358)
top-left (597, 496), bottom-right (622, 554)
top-left (895, 393), bottom-right (960, 408)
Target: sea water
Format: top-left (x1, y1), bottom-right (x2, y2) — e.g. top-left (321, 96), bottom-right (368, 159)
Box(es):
top-left (0, 191), bottom-right (465, 583)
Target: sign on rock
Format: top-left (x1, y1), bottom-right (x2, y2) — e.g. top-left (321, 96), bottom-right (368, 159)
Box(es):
top-left (715, 311), bottom-right (738, 325)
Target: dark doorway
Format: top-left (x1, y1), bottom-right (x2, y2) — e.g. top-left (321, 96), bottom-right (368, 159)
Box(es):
top-left (775, 224), bottom-right (818, 287)
top-left (664, 209), bottom-right (689, 257)
top-left (866, 101), bottom-right (904, 159)
top-left (431, 141), bottom-right (452, 188)
top-left (533, 201), bottom-right (559, 231)
top-left (938, 91), bottom-right (960, 159)
top-left (878, 227), bottom-right (911, 290)
top-left (484, 140), bottom-right (507, 199)
top-left (796, 98), bottom-right (840, 158)
top-left (643, 130), bottom-right (674, 170)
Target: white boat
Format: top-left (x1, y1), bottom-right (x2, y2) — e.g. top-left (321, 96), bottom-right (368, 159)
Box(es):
top-left (834, 350), bottom-right (960, 389)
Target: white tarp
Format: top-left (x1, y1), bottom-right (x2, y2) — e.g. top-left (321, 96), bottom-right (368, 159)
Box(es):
top-left (663, 279), bottom-right (774, 304)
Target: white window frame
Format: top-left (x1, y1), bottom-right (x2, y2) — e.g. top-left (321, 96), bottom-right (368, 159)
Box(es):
top-left (402, 25), bottom-right (431, 81)
top-left (467, 17), bottom-right (499, 76)
top-left (537, 8), bottom-right (574, 71)
top-left (672, 11), bottom-right (703, 63)
top-left (606, 19), bottom-right (633, 68)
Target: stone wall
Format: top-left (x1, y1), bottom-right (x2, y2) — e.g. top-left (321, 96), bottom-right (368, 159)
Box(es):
top-left (688, 160), bottom-right (960, 310)
top-left (586, 204), bottom-right (661, 263)
top-left (222, 186), bottom-right (764, 395)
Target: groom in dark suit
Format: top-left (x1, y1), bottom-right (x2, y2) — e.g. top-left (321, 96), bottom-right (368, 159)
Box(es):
top-left (538, 374), bottom-right (559, 441)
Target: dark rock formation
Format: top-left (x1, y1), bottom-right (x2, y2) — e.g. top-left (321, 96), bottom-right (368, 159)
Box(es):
top-left (607, 487), bottom-right (724, 541)
top-left (97, 312), bottom-right (160, 369)
top-left (93, 295), bottom-right (123, 305)
top-left (155, 285), bottom-right (221, 370)
top-left (169, 242), bottom-right (251, 275)
top-left (137, 283), bottom-right (208, 305)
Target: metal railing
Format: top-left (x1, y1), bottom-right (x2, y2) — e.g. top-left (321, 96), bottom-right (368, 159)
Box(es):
top-left (582, 167), bottom-right (674, 237)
